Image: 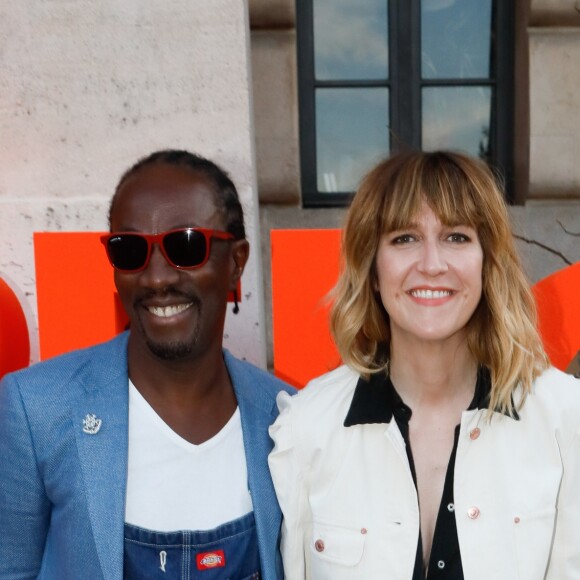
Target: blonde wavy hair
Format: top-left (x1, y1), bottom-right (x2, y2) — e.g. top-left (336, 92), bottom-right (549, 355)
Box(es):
top-left (330, 150), bottom-right (549, 415)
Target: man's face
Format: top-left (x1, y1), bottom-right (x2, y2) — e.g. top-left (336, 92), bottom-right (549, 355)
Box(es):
top-left (110, 162), bottom-right (245, 363)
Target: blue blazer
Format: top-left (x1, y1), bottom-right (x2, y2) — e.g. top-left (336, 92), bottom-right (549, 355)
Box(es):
top-left (0, 332), bottom-right (295, 579)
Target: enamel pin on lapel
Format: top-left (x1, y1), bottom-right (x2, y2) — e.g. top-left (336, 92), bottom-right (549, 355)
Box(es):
top-left (82, 413), bottom-right (102, 435)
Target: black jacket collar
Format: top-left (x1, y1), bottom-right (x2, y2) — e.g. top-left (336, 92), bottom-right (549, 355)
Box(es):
top-left (344, 366), bottom-right (517, 427)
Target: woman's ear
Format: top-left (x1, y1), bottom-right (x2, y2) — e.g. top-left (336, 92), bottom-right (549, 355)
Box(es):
top-left (370, 267), bottom-right (380, 292)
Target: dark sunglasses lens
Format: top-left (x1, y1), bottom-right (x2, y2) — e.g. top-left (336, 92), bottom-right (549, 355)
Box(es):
top-left (107, 235), bottom-right (149, 271)
top-left (163, 230), bottom-right (207, 268)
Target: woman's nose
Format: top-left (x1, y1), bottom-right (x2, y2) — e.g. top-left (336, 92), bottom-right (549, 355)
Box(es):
top-left (417, 240), bottom-right (448, 276)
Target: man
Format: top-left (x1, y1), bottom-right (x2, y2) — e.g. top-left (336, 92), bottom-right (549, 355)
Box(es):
top-left (0, 150), bottom-right (294, 579)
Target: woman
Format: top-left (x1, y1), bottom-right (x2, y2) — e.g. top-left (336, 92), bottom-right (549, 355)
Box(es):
top-left (268, 151), bottom-right (580, 580)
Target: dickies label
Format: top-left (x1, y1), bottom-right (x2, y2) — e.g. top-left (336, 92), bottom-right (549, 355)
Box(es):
top-left (196, 550), bottom-right (226, 570)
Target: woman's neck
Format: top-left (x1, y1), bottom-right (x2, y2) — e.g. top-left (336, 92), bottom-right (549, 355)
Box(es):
top-left (389, 337), bottom-right (478, 410)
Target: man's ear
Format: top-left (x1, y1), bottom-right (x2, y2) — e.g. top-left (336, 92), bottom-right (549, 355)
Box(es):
top-left (230, 239), bottom-right (250, 290)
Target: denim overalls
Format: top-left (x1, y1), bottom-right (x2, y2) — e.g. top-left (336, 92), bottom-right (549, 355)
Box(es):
top-left (124, 512), bottom-right (260, 579)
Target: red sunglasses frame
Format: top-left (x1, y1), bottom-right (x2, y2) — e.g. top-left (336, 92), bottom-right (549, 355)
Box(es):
top-left (100, 227), bottom-right (234, 272)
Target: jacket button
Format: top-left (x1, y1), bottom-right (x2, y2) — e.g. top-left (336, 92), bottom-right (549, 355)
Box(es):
top-left (469, 428), bottom-right (480, 440)
top-left (314, 539), bottom-right (325, 552)
top-left (467, 506), bottom-right (480, 519)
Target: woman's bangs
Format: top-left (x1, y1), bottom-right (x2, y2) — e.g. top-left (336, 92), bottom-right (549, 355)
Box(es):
top-left (380, 179), bottom-right (426, 233)
top-left (423, 181), bottom-right (481, 229)
top-left (380, 169), bottom-right (481, 233)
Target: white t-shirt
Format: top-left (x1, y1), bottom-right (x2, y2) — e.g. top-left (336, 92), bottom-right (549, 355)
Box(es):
top-left (124, 381), bottom-right (253, 532)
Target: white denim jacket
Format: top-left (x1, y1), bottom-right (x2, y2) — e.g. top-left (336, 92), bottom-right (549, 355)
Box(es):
top-left (268, 365), bottom-right (580, 580)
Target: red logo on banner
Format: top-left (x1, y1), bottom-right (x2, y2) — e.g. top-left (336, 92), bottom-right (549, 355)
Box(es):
top-left (196, 550), bottom-right (226, 570)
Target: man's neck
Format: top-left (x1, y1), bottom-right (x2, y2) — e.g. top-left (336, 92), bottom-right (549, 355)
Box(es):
top-left (126, 340), bottom-right (238, 444)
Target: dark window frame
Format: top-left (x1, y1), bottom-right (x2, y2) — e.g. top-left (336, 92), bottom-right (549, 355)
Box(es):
top-left (297, 0), bottom-right (516, 207)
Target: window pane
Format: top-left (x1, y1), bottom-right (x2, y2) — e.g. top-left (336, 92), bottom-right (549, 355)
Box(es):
top-left (421, 0), bottom-right (493, 79)
top-left (422, 87), bottom-right (491, 159)
top-left (316, 88), bottom-right (389, 193)
top-left (314, 0), bottom-right (389, 80)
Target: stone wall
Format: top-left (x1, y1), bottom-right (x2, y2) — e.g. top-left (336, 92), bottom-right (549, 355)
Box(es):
top-left (0, 1), bottom-right (578, 369)
top-left (0, 0), bottom-right (267, 366)
top-left (249, 0), bottom-right (580, 366)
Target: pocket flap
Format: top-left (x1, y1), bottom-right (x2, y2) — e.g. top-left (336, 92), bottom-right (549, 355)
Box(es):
top-left (310, 521), bottom-right (366, 566)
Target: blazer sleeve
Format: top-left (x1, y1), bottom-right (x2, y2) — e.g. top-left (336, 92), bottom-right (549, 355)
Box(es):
top-left (268, 391), bottom-right (311, 580)
top-left (0, 374), bottom-right (50, 579)
top-left (546, 427), bottom-right (580, 579)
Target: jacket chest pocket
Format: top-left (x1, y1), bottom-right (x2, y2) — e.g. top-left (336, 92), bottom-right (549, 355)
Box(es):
top-left (309, 521), bottom-right (367, 580)
top-left (513, 505), bottom-right (556, 580)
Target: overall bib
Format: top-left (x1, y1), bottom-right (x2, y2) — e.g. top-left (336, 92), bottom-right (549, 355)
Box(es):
top-left (124, 511), bottom-right (260, 579)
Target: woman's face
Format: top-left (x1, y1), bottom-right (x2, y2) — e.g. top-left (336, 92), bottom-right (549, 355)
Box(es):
top-left (375, 201), bottom-right (484, 349)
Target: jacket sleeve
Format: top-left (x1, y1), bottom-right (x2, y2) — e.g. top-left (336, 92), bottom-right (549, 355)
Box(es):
top-left (0, 374), bottom-right (50, 579)
top-left (268, 391), bottom-right (311, 580)
top-left (546, 427), bottom-right (580, 579)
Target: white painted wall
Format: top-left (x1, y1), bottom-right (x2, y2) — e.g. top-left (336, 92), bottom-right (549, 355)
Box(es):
top-left (0, 0), bottom-right (266, 367)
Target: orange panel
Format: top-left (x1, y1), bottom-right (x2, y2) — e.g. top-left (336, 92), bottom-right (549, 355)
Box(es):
top-left (271, 229), bottom-right (342, 388)
top-left (34, 232), bottom-right (239, 361)
top-left (32, 230), bottom-right (580, 377)
top-left (271, 230), bottom-right (580, 387)
top-left (0, 277), bottom-right (30, 378)
top-left (533, 262), bottom-right (580, 371)
top-left (34, 232), bottom-right (129, 360)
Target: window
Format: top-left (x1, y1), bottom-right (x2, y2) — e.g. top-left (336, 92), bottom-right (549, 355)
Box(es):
top-left (297, 0), bottom-right (515, 206)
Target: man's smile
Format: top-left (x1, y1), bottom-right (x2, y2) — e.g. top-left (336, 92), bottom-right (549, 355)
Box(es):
top-left (146, 303), bottom-right (194, 318)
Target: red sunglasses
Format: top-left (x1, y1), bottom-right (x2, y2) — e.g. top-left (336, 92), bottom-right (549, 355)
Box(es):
top-left (100, 228), bottom-right (234, 272)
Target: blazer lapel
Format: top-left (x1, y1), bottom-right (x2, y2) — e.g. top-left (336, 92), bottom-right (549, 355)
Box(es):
top-left (225, 352), bottom-right (281, 578)
top-left (72, 334), bottom-right (129, 580)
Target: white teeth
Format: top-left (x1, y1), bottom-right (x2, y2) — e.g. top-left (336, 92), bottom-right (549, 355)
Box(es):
top-left (410, 289), bottom-right (452, 299)
top-left (148, 303), bottom-right (193, 318)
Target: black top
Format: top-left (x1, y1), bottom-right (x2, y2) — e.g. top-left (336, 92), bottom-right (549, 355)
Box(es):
top-left (344, 367), bottom-right (494, 580)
